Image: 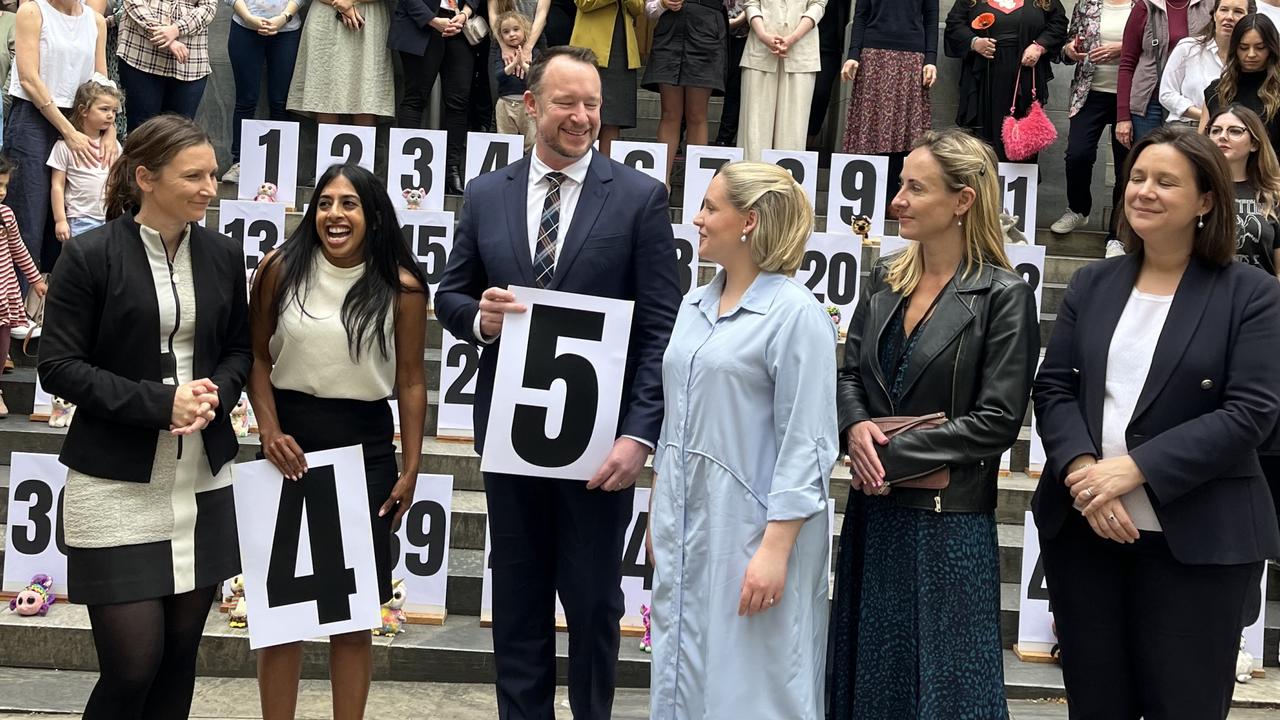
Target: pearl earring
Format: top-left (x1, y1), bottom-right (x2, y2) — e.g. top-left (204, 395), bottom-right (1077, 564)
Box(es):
top-left (957, 218), bottom-right (963, 227)
top-left (1197, 214), bottom-right (1204, 228)
top-left (740, 233), bottom-right (748, 243)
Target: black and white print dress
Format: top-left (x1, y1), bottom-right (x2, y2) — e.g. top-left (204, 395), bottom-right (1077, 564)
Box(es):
top-left (62, 225), bottom-right (240, 605)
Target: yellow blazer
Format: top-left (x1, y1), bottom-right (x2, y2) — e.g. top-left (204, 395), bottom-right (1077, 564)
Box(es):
top-left (570, 0), bottom-right (644, 70)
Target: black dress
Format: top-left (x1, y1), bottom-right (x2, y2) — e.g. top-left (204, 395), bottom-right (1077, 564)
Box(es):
top-left (641, 1), bottom-right (728, 93)
top-left (944, 0), bottom-right (1068, 162)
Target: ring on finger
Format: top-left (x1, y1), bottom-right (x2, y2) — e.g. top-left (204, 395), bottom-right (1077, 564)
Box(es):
top-left (1107, 513), bottom-right (1117, 523)
top-left (1083, 487), bottom-right (1094, 499)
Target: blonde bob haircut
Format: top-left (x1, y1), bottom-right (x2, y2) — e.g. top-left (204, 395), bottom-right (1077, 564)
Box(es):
top-left (718, 161), bottom-right (814, 276)
top-left (885, 129), bottom-right (1012, 295)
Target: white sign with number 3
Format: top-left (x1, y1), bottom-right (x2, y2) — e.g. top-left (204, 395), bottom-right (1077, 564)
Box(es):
top-left (233, 446), bottom-right (382, 649)
top-left (389, 474), bottom-right (453, 616)
top-left (219, 200), bottom-right (286, 274)
top-left (482, 287), bottom-right (634, 481)
top-left (238, 120), bottom-right (299, 206)
top-left (387, 128), bottom-right (447, 211)
top-left (3, 453), bottom-right (69, 596)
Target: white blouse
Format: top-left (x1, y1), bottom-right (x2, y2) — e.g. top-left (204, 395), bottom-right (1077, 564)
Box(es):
top-left (1160, 36), bottom-right (1224, 122)
top-left (1102, 288), bottom-right (1171, 532)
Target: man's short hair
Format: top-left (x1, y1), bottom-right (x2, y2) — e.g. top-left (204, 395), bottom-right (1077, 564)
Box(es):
top-left (526, 46), bottom-right (599, 97)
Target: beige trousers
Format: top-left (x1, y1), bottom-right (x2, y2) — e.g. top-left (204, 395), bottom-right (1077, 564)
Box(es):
top-left (738, 69), bottom-right (817, 161)
top-left (495, 96), bottom-right (536, 153)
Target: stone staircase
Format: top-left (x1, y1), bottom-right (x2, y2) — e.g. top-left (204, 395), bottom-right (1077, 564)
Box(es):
top-left (2, 182), bottom-right (1279, 707)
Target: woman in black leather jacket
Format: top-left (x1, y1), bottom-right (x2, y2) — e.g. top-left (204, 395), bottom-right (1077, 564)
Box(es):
top-left (827, 128), bottom-right (1039, 718)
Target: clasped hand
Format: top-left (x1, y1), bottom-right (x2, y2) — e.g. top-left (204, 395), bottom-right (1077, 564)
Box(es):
top-left (171, 379), bottom-right (219, 436)
top-left (1065, 455), bottom-right (1144, 543)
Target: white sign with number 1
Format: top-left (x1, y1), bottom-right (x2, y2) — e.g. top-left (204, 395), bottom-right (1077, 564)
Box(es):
top-left (239, 120), bottom-right (299, 206)
top-left (482, 287), bottom-right (634, 481)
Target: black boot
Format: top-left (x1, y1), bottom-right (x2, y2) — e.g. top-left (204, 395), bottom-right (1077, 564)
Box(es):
top-left (446, 166), bottom-right (465, 196)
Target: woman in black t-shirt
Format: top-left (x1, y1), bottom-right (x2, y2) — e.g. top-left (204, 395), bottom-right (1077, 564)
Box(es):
top-left (1205, 103), bottom-right (1280, 276)
top-left (1201, 13), bottom-right (1280, 151)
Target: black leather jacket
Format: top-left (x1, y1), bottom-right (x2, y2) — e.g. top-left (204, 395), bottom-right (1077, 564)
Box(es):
top-left (837, 257), bottom-right (1040, 513)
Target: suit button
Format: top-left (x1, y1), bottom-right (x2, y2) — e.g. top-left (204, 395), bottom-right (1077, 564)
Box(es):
top-left (1072, 368), bottom-right (1080, 374)
top-left (1201, 379), bottom-right (1214, 390)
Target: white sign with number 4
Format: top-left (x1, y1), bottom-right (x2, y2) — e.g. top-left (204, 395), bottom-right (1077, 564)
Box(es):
top-left (233, 446), bottom-right (382, 649)
top-left (482, 287), bottom-right (634, 481)
top-left (3, 453), bottom-right (69, 596)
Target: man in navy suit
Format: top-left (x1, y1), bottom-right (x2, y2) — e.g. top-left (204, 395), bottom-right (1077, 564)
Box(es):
top-left (435, 46), bottom-right (681, 720)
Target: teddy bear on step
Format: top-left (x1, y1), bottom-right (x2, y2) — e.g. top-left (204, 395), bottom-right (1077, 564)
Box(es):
top-left (255, 182), bottom-right (278, 203)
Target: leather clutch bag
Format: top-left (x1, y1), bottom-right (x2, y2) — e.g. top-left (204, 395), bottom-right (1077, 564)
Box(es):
top-left (869, 412), bottom-right (950, 490)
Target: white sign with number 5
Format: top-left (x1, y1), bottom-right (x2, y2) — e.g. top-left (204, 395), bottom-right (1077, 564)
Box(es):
top-left (233, 446), bottom-right (382, 649)
top-left (3, 453), bottom-right (69, 596)
top-left (388, 128), bottom-right (447, 211)
top-left (239, 120), bottom-right (299, 206)
top-left (397, 208), bottom-right (454, 301)
top-left (389, 474), bottom-right (453, 616)
top-left (482, 287), bottom-right (634, 481)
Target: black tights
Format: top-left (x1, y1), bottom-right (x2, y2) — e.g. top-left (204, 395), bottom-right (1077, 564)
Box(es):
top-left (83, 585), bottom-right (218, 720)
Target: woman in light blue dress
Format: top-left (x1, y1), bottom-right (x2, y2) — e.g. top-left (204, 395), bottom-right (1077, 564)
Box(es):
top-left (648, 161), bottom-right (838, 718)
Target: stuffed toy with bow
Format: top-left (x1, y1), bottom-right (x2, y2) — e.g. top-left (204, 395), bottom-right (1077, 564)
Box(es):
top-left (8, 574), bottom-right (55, 616)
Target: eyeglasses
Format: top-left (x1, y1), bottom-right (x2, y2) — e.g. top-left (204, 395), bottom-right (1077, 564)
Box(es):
top-left (1208, 125), bottom-right (1252, 140)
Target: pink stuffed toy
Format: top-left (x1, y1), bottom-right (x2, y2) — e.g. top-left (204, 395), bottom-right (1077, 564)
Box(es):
top-left (402, 187), bottom-right (426, 210)
top-left (8, 574), bottom-right (55, 616)
top-left (255, 182), bottom-right (278, 203)
top-left (639, 604), bottom-right (652, 653)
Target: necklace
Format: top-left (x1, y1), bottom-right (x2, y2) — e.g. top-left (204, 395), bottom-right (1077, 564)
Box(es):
top-left (1165, 0), bottom-right (1191, 11)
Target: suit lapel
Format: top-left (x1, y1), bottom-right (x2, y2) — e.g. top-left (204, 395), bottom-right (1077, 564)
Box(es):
top-left (1130, 259), bottom-right (1217, 424)
top-left (549, 152), bottom-right (612, 289)
top-left (1082, 254), bottom-right (1140, 449)
top-left (504, 158), bottom-right (535, 286)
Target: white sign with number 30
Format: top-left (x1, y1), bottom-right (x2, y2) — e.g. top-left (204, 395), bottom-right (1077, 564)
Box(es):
top-left (3, 453), bottom-right (69, 596)
top-left (482, 287), bottom-right (634, 481)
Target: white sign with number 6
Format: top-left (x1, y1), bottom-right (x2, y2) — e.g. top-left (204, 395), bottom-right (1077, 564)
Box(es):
top-left (762, 149), bottom-right (819, 208)
top-left (3, 453), bottom-right (69, 596)
top-left (388, 128), bottom-right (447, 211)
top-left (794, 232), bottom-right (861, 337)
top-left (397, 208), bottom-right (454, 301)
top-left (389, 474), bottom-right (453, 617)
top-left (997, 163), bottom-right (1039, 242)
top-left (233, 446), bottom-right (383, 649)
top-left (482, 287), bottom-right (635, 481)
top-left (437, 329), bottom-right (479, 440)
top-left (826, 153), bottom-right (889, 239)
top-left (239, 120), bottom-right (299, 206)
top-left (610, 140), bottom-right (668, 186)
top-left (316, 123), bottom-right (376, 175)
top-left (682, 145), bottom-right (743, 225)
top-left (465, 132), bottom-right (525, 188)
top-left (220, 200), bottom-right (286, 275)
top-left (669, 224), bottom-right (702, 296)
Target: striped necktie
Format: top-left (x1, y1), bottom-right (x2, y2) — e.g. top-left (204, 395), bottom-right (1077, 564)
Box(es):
top-left (533, 171), bottom-right (566, 288)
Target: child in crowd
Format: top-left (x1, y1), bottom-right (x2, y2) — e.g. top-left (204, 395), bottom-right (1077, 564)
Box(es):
top-left (49, 78), bottom-right (122, 242)
top-left (0, 156), bottom-right (47, 416)
top-left (494, 11), bottom-right (536, 152)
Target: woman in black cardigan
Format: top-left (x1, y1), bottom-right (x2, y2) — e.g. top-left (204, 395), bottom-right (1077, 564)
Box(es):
top-left (1033, 126), bottom-right (1280, 718)
top-left (944, 0), bottom-right (1068, 162)
top-left (37, 114), bottom-right (252, 718)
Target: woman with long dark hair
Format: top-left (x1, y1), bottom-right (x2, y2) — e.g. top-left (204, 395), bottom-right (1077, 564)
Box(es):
top-left (37, 114), bottom-right (252, 718)
top-left (248, 163), bottom-right (428, 720)
top-left (1200, 12), bottom-right (1280, 149)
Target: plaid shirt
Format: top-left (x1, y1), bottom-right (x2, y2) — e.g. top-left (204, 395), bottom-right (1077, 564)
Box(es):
top-left (117, 0), bottom-right (217, 81)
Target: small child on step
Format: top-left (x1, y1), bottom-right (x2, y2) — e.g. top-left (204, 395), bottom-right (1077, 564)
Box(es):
top-left (49, 78), bottom-right (122, 242)
top-left (0, 156), bottom-right (48, 416)
top-left (494, 11), bottom-right (536, 152)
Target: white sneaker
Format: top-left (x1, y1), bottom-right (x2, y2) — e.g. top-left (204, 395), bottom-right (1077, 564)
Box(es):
top-left (1105, 239), bottom-right (1126, 258)
top-left (1050, 211), bottom-right (1089, 234)
top-left (10, 321), bottom-right (35, 340)
top-left (221, 162), bottom-right (240, 184)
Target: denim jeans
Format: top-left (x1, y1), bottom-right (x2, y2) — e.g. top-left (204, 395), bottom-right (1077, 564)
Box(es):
top-left (1130, 97), bottom-right (1165, 145)
top-left (117, 61), bottom-right (209, 133)
top-left (227, 22), bottom-right (301, 161)
top-left (69, 216), bottom-right (103, 237)
top-left (3, 98), bottom-right (61, 279)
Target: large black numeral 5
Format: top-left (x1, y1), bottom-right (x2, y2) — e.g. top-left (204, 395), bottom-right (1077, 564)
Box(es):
top-left (512, 306), bottom-right (604, 467)
top-left (266, 465), bottom-right (357, 624)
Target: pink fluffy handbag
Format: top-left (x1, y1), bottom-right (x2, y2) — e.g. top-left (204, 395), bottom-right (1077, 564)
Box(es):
top-left (1001, 66), bottom-right (1057, 161)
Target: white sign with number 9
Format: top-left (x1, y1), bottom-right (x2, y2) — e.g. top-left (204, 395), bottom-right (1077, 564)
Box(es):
top-left (482, 287), bottom-right (635, 481)
top-left (389, 474), bottom-right (453, 617)
top-left (3, 453), bottom-right (69, 596)
top-left (826, 153), bottom-right (889, 239)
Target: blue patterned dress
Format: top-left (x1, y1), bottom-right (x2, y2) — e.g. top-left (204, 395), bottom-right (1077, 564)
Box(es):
top-left (828, 298), bottom-right (1009, 719)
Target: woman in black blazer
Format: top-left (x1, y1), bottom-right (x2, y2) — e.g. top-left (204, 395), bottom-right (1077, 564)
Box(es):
top-left (37, 114), bottom-right (251, 718)
top-left (388, 0), bottom-right (483, 194)
top-left (1034, 125), bottom-right (1280, 719)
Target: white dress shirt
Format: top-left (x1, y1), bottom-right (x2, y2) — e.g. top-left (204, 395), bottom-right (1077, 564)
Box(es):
top-left (1160, 36), bottom-right (1224, 122)
top-left (1101, 288), bottom-right (1170, 532)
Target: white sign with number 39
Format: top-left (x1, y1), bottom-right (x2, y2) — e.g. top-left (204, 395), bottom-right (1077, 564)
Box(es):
top-left (389, 474), bottom-right (453, 616)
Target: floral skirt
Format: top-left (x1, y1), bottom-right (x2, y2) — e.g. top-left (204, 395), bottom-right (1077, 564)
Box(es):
top-left (841, 48), bottom-right (932, 155)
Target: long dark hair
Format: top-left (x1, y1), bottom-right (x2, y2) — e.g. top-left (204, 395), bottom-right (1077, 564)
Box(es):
top-left (262, 164), bottom-right (428, 362)
top-left (1117, 126), bottom-right (1237, 266)
top-left (1217, 12), bottom-right (1280, 122)
top-left (103, 114), bottom-right (211, 220)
